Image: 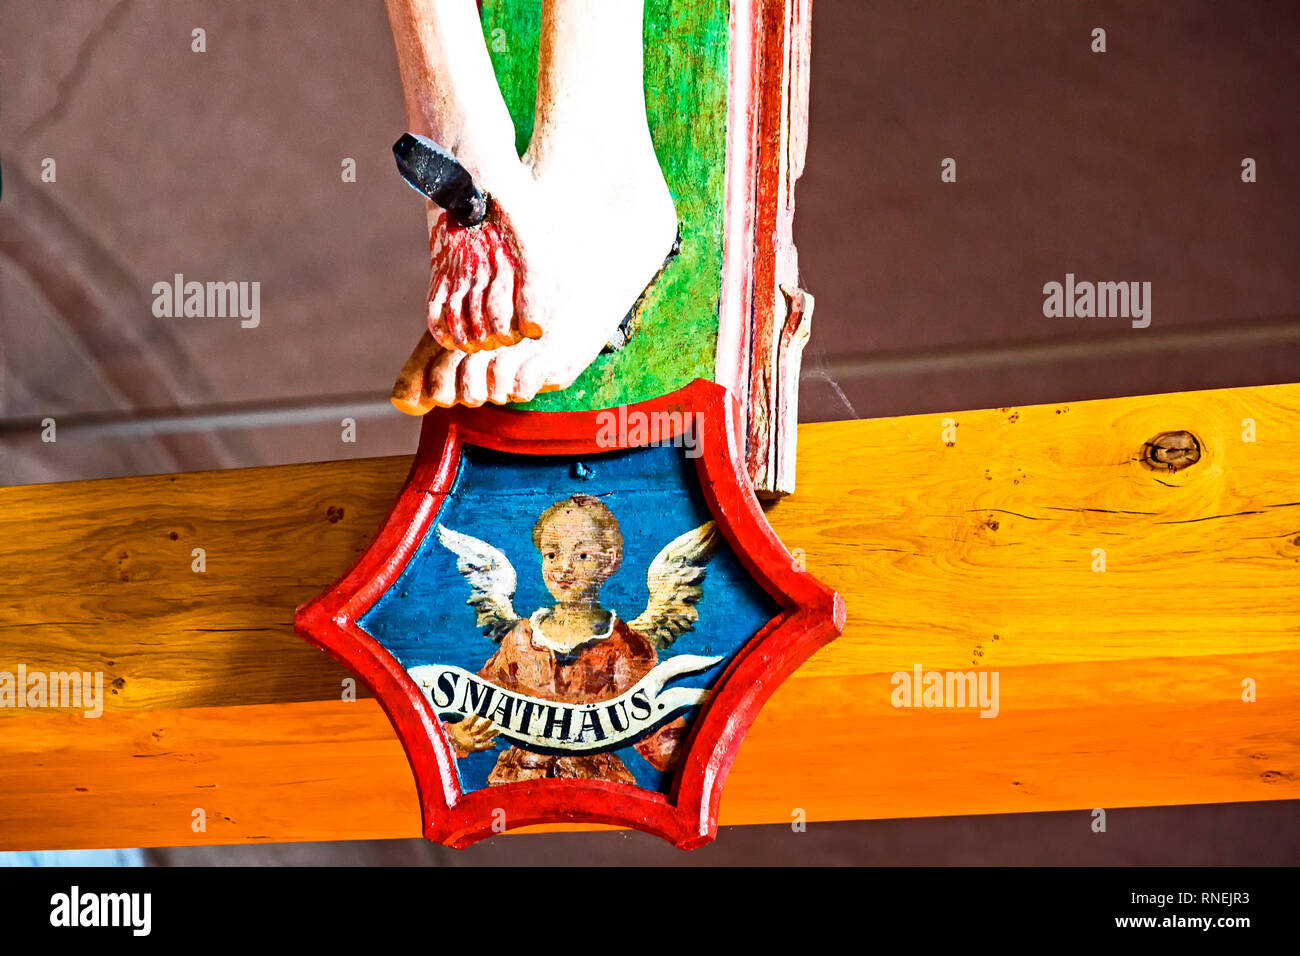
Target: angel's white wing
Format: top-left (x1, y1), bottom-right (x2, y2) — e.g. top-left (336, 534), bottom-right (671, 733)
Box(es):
top-left (627, 521), bottom-right (720, 650)
top-left (435, 524), bottom-right (520, 641)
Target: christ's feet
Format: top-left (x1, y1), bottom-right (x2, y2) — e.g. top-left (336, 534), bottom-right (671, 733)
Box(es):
top-left (386, 0), bottom-right (677, 411)
top-left (400, 142), bottom-right (679, 410)
top-left (424, 202), bottom-right (531, 353)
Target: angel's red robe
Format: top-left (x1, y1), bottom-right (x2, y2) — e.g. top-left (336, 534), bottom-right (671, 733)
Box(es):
top-left (445, 611), bottom-right (688, 785)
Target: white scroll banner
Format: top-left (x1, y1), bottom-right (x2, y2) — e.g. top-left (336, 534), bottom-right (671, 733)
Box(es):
top-left (408, 654), bottom-right (723, 754)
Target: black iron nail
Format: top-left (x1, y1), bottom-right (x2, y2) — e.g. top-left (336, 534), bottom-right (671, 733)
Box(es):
top-left (393, 132), bottom-right (488, 227)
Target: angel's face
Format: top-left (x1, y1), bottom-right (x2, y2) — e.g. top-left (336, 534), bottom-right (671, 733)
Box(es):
top-left (536, 510), bottom-right (619, 605)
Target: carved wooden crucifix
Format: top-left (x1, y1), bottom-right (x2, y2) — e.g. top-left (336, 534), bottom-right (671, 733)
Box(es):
top-left (295, 0), bottom-right (837, 847)
top-left (383, 0), bottom-right (812, 495)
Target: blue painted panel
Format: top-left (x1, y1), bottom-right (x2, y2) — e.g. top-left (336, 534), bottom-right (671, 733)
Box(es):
top-left (359, 443), bottom-right (777, 795)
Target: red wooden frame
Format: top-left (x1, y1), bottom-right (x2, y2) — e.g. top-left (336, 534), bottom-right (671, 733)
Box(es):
top-left (295, 379), bottom-right (843, 848)
top-left (718, 0), bottom-right (813, 494)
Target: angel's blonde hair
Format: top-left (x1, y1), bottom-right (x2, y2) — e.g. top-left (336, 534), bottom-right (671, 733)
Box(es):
top-left (532, 495), bottom-right (623, 568)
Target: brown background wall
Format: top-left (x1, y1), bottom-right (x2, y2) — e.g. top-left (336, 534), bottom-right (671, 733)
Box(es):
top-left (799, 0), bottom-right (1299, 422)
top-left (1, 0), bottom-right (1296, 864)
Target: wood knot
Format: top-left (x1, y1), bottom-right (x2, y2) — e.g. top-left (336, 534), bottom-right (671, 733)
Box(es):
top-left (1141, 431), bottom-right (1201, 471)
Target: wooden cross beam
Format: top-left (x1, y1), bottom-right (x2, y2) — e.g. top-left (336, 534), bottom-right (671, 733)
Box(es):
top-left (2, 383), bottom-right (1296, 850)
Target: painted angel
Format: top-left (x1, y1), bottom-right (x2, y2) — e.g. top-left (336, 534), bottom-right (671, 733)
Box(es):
top-left (434, 493), bottom-right (719, 785)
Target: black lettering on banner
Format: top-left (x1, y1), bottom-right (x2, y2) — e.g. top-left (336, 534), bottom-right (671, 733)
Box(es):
top-left (463, 678), bottom-right (496, 717)
top-left (578, 708), bottom-right (607, 741)
top-left (487, 692), bottom-right (515, 729)
top-left (515, 698), bottom-right (539, 735)
top-left (543, 704), bottom-right (572, 741)
top-left (605, 700), bottom-right (630, 733)
top-left (630, 688), bottom-right (652, 721)
top-left (432, 672), bottom-right (459, 709)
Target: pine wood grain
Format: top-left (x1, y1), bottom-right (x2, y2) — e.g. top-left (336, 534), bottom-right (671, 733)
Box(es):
top-left (0, 458), bottom-right (409, 710)
top-left (1, 648), bottom-right (1294, 851)
top-left (1, 382), bottom-right (1297, 848)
